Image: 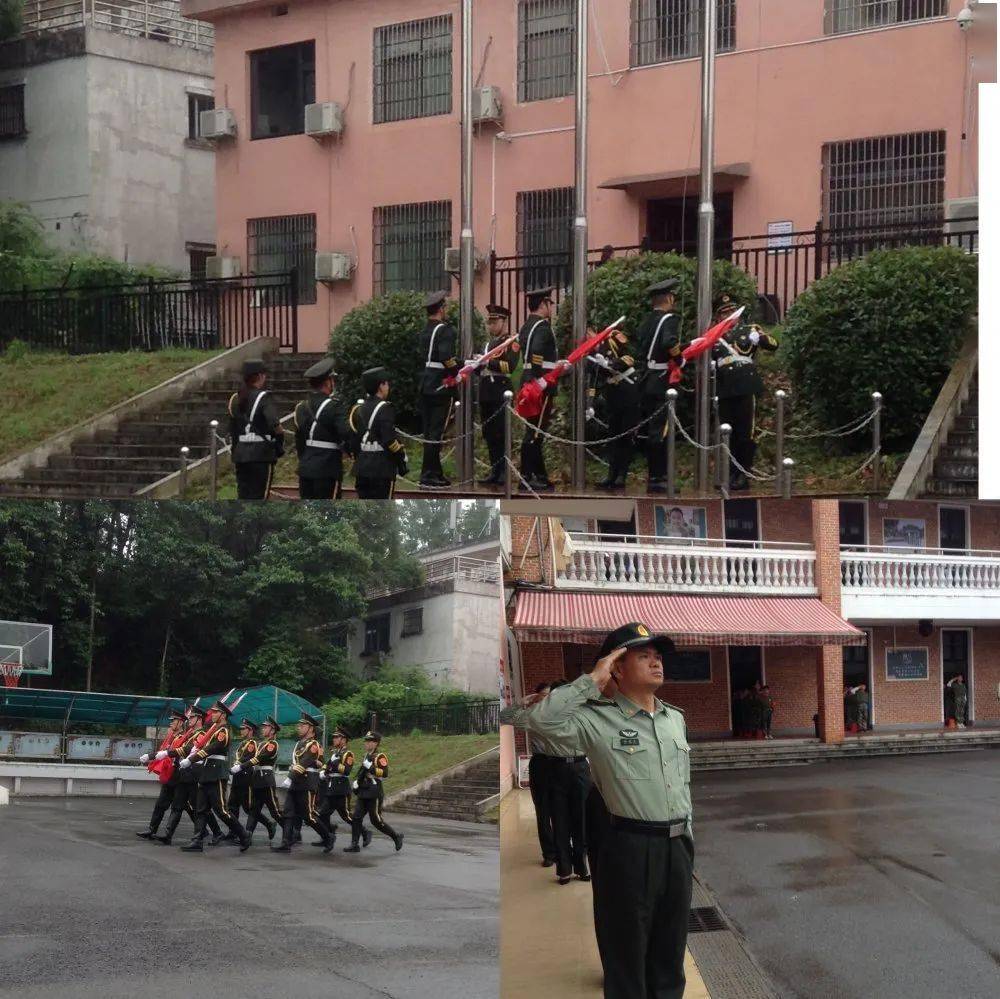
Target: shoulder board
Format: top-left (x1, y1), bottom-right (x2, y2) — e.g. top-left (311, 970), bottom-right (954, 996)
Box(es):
top-left (376, 753), bottom-right (388, 766)
top-left (586, 698), bottom-right (618, 708)
top-left (227, 392), bottom-right (238, 416)
top-left (266, 741), bottom-right (277, 751)
top-left (661, 701), bottom-right (686, 714)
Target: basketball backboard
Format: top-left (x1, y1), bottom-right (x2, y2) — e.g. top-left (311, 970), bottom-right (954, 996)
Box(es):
top-left (0, 621), bottom-right (53, 675)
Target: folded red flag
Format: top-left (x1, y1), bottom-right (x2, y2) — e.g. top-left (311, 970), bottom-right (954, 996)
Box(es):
top-left (667, 306), bottom-right (746, 385)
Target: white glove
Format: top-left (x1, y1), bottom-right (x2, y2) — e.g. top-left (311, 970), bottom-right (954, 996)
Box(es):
top-left (352, 781), bottom-right (359, 791)
top-left (139, 753), bottom-right (150, 764)
top-left (557, 359), bottom-right (572, 372)
top-left (281, 777), bottom-right (292, 789)
top-left (585, 407), bottom-right (595, 422)
top-left (154, 750), bottom-right (168, 761)
top-left (230, 764), bottom-right (241, 775)
top-left (362, 759), bottom-right (373, 770)
top-left (178, 758), bottom-right (191, 769)
top-left (748, 330), bottom-right (761, 345)
top-left (534, 376), bottom-right (547, 390)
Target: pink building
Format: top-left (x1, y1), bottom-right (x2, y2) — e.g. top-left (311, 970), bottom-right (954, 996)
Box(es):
top-left (181, 0), bottom-right (995, 351)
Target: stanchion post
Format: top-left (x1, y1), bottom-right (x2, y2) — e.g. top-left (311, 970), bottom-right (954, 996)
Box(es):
top-left (178, 446), bottom-right (190, 498)
top-left (774, 389), bottom-right (786, 497)
top-left (208, 420), bottom-right (219, 501)
top-left (782, 457), bottom-right (794, 500)
top-left (871, 392), bottom-right (882, 493)
top-left (666, 388), bottom-right (678, 499)
top-left (503, 390), bottom-right (513, 500)
top-left (712, 395), bottom-right (720, 489)
top-left (719, 423), bottom-right (732, 499)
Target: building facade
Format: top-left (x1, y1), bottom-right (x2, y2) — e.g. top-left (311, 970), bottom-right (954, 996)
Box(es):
top-left (180, 0), bottom-right (994, 350)
top-left (0, 5), bottom-right (216, 273)
top-left (502, 497), bottom-right (1000, 742)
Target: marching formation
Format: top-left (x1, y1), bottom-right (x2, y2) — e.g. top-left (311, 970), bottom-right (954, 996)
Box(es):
top-left (226, 285), bottom-right (776, 499)
top-left (136, 703), bottom-right (404, 856)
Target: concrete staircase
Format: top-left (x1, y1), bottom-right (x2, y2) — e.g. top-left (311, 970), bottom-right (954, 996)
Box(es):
top-left (391, 748), bottom-right (500, 822)
top-left (0, 352), bottom-right (326, 500)
top-left (920, 387), bottom-right (978, 498)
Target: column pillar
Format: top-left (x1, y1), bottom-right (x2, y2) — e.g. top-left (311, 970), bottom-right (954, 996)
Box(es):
top-left (813, 499), bottom-right (845, 744)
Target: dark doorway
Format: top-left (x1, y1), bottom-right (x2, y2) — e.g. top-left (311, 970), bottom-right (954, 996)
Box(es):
top-left (646, 193), bottom-right (734, 257)
top-left (843, 642), bottom-right (873, 729)
top-left (724, 499), bottom-right (759, 544)
top-left (728, 646), bottom-right (763, 735)
top-left (839, 500), bottom-right (867, 549)
top-left (942, 629), bottom-right (971, 725)
top-left (939, 507), bottom-right (969, 553)
top-left (597, 511), bottom-right (636, 542)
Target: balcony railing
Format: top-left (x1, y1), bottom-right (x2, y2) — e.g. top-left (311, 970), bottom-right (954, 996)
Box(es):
top-left (841, 546), bottom-right (1000, 595)
top-left (19, 0), bottom-right (214, 52)
top-left (367, 556), bottom-right (500, 600)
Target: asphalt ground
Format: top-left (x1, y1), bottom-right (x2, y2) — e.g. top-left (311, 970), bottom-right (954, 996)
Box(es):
top-left (691, 749), bottom-right (1000, 999)
top-left (0, 796), bottom-right (498, 999)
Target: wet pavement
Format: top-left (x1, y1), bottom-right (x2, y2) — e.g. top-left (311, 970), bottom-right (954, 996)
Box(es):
top-left (691, 749), bottom-right (1000, 999)
top-left (0, 797), bottom-right (498, 999)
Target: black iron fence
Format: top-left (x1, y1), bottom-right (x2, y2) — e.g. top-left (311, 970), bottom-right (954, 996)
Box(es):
top-left (368, 699), bottom-right (500, 736)
top-left (490, 217), bottom-right (978, 329)
top-left (0, 271), bottom-right (299, 354)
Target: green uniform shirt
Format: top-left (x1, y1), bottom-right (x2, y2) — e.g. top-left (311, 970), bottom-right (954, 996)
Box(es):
top-left (501, 674), bottom-right (692, 829)
top-left (531, 728), bottom-right (587, 759)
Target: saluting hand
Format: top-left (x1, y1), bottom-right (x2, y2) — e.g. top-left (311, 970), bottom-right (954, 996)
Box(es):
top-left (362, 758), bottom-right (373, 770)
top-left (590, 646), bottom-right (628, 695)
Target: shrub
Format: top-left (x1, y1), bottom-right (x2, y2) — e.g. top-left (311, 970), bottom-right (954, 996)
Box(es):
top-left (0, 0), bottom-right (22, 44)
top-left (783, 246), bottom-right (977, 446)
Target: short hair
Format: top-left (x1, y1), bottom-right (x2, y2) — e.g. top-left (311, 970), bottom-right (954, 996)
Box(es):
top-left (527, 291), bottom-right (550, 312)
top-left (550, 679), bottom-right (569, 690)
top-left (650, 291), bottom-right (675, 308)
top-left (309, 374), bottom-right (332, 389)
top-left (534, 681), bottom-right (551, 694)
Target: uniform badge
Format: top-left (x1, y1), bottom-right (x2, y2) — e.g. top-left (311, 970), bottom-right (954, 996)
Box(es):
top-left (618, 728), bottom-right (640, 747)
top-left (637, 625), bottom-right (650, 637)
top-left (511, 342), bottom-right (520, 352)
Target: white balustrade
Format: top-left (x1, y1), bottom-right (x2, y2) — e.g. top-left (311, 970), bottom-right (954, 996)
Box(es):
top-left (841, 550), bottom-right (1000, 595)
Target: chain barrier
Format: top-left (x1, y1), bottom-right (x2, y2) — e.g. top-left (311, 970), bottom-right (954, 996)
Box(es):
top-left (757, 406), bottom-right (878, 440)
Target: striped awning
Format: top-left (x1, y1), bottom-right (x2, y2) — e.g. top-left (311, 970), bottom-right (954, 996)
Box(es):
top-left (513, 591), bottom-right (866, 647)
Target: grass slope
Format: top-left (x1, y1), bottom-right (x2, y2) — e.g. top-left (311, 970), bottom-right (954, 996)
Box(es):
top-left (374, 732), bottom-right (497, 795)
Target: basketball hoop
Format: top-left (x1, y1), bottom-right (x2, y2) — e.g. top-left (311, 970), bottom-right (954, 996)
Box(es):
top-left (0, 662), bottom-right (24, 688)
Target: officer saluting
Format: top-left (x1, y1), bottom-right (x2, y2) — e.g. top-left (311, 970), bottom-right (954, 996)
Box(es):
top-left (711, 294), bottom-right (778, 491)
top-left (229, 359), bottom-right (284, 500)
top-left (635, 280), bottom-right (683, 494)
top-left (500, 623), bottom-right (693, 999)
top-left (272, 711), bottom-right (335, 853)
top-left (419, 290), bottom-right (459, 489)
top-left (242, 714), bottom-right (281, 842)
top-left (349, 366), bottom-right (408, 499)
top-left (518, 286), bottom-right (561, 492)
top-left (589, 323), bottom-right (640, 491)
top-left (477, 304), bottom-right (519, 487)
top-left (294, 356), bottom-right (351, 500)
top-left (345, 730), bottom-right (403, 853)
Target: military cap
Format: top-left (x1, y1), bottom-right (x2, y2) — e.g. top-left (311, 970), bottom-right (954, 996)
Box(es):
top-left (485, 303), bottom-right (511, 319)
top-left (332, 726), bottom-right (350, 740)
top-left (188, 704), bottom-right (208, 719)
top-left (713, 292), bottom-right (739, 315)
top-left (242, 359), bottom-right (268, 378)
top-left (363, 730), bottom-right (383, 743)
top-left (362, 366), bottom-right (390, 395)
top-left (168, 707), bottom-right (187, 722)
top-left (211, 698), bottom-right (234, 718)
top-left (239, 717), bottom-right (258, 733)
top-left (595, 622), bottom-right (676, 662)
top-left (425, 290), bottom-right (449, 311)
top-left (261, 715), bottom-right (280, 731)
top-left (304, 356), bottom-right (338, 380)
top-left (645, 278), bottom-right (680, 297)
top-left (526, 285), bottom-right (554, 300)
top-left (298, 711), bottom-right (321, 729)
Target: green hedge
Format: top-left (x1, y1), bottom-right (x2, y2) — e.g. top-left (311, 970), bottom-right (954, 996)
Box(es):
top-left (783, 246), bottom-right (977, 446)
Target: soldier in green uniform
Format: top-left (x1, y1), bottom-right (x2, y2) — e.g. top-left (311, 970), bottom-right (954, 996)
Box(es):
top-left (228, 359), bottom-right (284, 500)
top-left (952, 675), bottom-right (968, 728)
top-left (313, 726), bottom-right (369, 847)
top-left (477, 304), bottom-right (520, 486)
top-left (501, 623), bottom-right (693, 999)
top-left (589, 322), bottom-right (641, 491)
top-left (294, 356), bottom-right (351, 500)
top-left (349, 367), bottom-right (409, 500)
top-left (844, 685), bottom-right (860, 732)
top-left (219, 717), bottom-right (258, 842)
top-left (635, 280), bottom-right (684, 494)
top-left (517, 286), bottom-right (561, 492)
top-left (345, 730), bottom-right (403, 853)
top-left (271, 711), bottom-right (335, 853)
top-left (242, 714), bottom-right (281, 842)
top-left (711, 294), bottom-right (778, 491)
top-left (419, 291), bottom-right (459, 488)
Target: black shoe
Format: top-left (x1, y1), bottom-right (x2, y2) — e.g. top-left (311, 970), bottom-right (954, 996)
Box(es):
top-left (394, 834), bottom-right (404, 852)
top-left (311, 840), bottom-right (327, 847)
top-left (420, 475), bottom-right (451, 489)
top-left (154, 836), bottom-right (173, 845)
top-left (344, 844), bottom-right (361, 853)
top-left (180, 841), bottom-right (204, 853)
top-left (362, 829), bottom-right (373, 849)
top-left (239, 835), bottom-right (252, 853)
top-left (530, 477), bottom-right (555, 492)
top-left (264, 820), bottom-right (277, 839)
top-left (576, 872), bottom-right (591, 882)
top-left (323, 837), bottom-right (336, 854)
top-left (557, 875), bottom-right (572, 885)
top-left (271, 843), bottom-right (292, 852)
top-left (213, 833), bottom-right (233, 846)
top-left (541, 859), bottom-right (555, 868)
top-left (136, 831), bottom-right (155, 840)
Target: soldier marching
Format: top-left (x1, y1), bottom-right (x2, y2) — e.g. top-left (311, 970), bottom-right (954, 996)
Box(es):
top-left (346, 730), bottom-right (403, 853)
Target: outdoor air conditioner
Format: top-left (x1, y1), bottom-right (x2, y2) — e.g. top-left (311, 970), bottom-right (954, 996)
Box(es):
top-left (305, 101), bottom-right (345, 139)
top-left (315, 251), bottom-right (353, 282)
top-left (206, 255), bottom-right (241, 279)
top-left (472, 85), bottom-right (503, 124)
top-left (444, 247), bottom-right (486, 274)
top-left (943, 196), bottom-right (978, 252)
top-left (199, 108), bottom-right (237, 140)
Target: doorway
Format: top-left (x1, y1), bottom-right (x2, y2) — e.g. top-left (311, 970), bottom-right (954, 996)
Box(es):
top-left (942, 628), bottom-right (972, 725)
top-left (839, 500), bottom-right (868, 549)
top-left (724, 499), bottom-right (759, 544)
top-left (728, 646), bottom-right (764, 734)
top-left (646, 193), bottom-right (734, 257)
top-left (939, 506), bottom-right (969, 553)
top-left (842, 641), bottom-right (873, 730)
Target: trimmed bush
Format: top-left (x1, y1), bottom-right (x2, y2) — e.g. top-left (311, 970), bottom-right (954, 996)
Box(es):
top-left (783, 246), bottom-right (977, 446)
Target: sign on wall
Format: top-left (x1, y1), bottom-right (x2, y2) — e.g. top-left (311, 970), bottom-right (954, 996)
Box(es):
top-left (655, 505), bottom-right (708, 540)
top-left (517, 754), bottom-right (531, 788)
top-left (767, 220), bottom-right (794, 251)
top-left (663, 648), bottom-right (712, 683)
top-left (883, 518), bottom-right (926, 549)
top-left (886, 647), bottom-right (929, 681)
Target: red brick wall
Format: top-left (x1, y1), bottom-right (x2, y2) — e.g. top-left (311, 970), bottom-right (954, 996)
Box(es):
top-left (764, 646), bottom-right (819, 732)
top-left (972, 626), bottom-right (1000, 723)
top-left (760, 500), bottom-right (815, 546)
top-left (866, 501), bottom-right (940, 548)
top-left (813, 499), bottom-right (845, 742)
top-left (657, 648), bottom-right (731, 736)
top-left (507, 515), bottom-right (551, 585)
top-left (969, 505), bottom-right (1000, 550)
top-left (868, 625), bottom-right (942, 726)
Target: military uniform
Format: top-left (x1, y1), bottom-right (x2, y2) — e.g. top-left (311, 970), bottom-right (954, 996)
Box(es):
top-left (952, 680), bottom-right (968, 727)
top-left (243, 717), bottom-right (281, 840)
top-left (273, 712), bottom-right (335, 852)
top-left (711, 295), bottom-right (778, 490)
top-left (527, 733), bottom-right (556, 865)
top-left (294, 356), bottom-right (351, 500)
top-left (225, 722), bottom-right (258, 830)
top-left (155, 709), bottom-right (222, 845)
top-left (229, 359), bottom-right (284, 500)
top-left (419, 291), bottom-right (459, 487)
top-left (315, 732), bottom-right (367, 846)
top-left (346, 731), bottom-right (403, 852)
top-left (518, 287), bottom-right (560, 490)
top-left (478, 304), bottom-right (519, 486)
top-left (350, 367), bottom-right (408, 499)
top-left (500, 623), bottom-right (694, 999)
top-left (536, 722), bottom-right (591, 883)
top-left (136, 708), bottom-right (198, 840)
top-left (590, 326), bottom-right (641, 490)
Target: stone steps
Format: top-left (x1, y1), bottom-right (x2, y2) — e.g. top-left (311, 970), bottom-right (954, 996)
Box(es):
top-left (922, 479), bottom-right (978, 497)
top-left (392, 749), bottom-right (499, 822)
top-left (47, 455), bottom-right (181, 474)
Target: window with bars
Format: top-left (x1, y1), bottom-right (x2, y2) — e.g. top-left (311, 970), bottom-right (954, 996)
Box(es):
top-left (518, 0), bottom-right (576, 103)
top-left (247, 214), bottom-right (317, 304)
top-left (374, 15), bottom-right (453, 124)
top-left (0, 84), bottom-right (26, 140)
top-left (517, 187), bottom-right (574, 290)
top-left (373, 200), bottom-right (452, 294)
top-left (822, 130), bottom-right (946, 231)
top-left (186, 242), bottom-right (215, 283)
top-left (401, 607), bottom-right (424, 637)
top-left (362, 614), bottom-right (391, 656)
top-left (824, 0), bottom-right (947, 35)
top-left (187, 92), bottom-right (214, 140)
top-left (250, 41), bottom-right (316, 139)
top-left (631, 0), bottom-right (736, 67)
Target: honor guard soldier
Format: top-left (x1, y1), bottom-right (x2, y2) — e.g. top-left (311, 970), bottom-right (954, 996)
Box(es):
top-left (518, 286), bottom-right (560, 492)
top-left (711, 294), bottom-right (778, 491)
top-left (589, 322), bottom-right (641, 491)
top-left (419, 290), bottom-right (459, 488)
top-left (635, 279), bottom-right (683, 494)
top-left (272, 712), bottom-right (336, 853)
top-left (477, 304), bottom-right (519, 486)
top-left (350, 366), bottom-right (408, 499)
top-left (180, 699), bottom-right (251, 852)
top-left (345, 730), bottom-right (403, 853)
top-left (501, 623), bottom-right (694, 999)
top-left (219, 718), bottom-right (258, 842)
top-left (294, 356), bottom-right (351, 500)
top-left (136, 707), bottom-right (192, 840)
top-left (314, 727), bottom-right (368, 847)
top-left (242, 714), bottom-right (282, 842)
top-left (229, 359), bottom-right (285, 500)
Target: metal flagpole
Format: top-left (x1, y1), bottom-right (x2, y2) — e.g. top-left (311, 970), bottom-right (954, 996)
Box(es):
top-left (459, 0), bottom-right (476, 485)
top-left (571, 0), bottom-right (589, 492)
top-left (695, 0), bottom-right (718, 493)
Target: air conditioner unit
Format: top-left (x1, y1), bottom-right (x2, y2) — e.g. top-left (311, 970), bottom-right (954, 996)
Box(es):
top-left (199, 108), bottom-right (237, 140)
top-left (943, 196), bottom-right (978, 252)
top-left (206, 256), bottom-right (241, 279)
top-left (315, 251), bottom-right (353, 282)
top-left (472, 85), bottom-right (502, 124)
top-left (305, 101), bottom-right (345, 139)
top-left (444, 247), bottom-right (486, 274)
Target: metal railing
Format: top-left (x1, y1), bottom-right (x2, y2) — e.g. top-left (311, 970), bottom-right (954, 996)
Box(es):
top-left (367, 556), bottom-right (500, 599)
top-left (368, 699), bottom-right (500, 736)
top-left (824, 0), bottom-right (948, 36)
top-left (19, 0), bottom-right (214, 51)
top-left (841, 547), bottom-right (1000, 594)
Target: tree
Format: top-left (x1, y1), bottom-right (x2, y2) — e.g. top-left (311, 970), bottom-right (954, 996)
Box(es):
top-left (397, 500), bottom-right (499, 553)
top-left (0, 0), bottom-right (22, 45)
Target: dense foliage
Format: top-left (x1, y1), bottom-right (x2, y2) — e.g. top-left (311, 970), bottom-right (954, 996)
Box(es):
top-left (0, 0), bottom-right (21, 42)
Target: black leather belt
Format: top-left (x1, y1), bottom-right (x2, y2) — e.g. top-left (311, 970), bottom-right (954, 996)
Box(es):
top-left (543, 754), bottom-right (587, 764)
top-left (609, 814), bottom-right (688, 837)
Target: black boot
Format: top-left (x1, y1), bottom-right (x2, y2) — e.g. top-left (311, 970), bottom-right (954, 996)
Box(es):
top-left (155, 810), bottom-right (183, 845)
top-left (362, 829), bottom-right (373, 848)
top-left (264, 817), bottom-right (277, 839)
top-left (344, 840), bottom-right (361, 853)
top-left (136, 830), bottom-right (155, 840)
top-left (180, 838), bottom-right (204, 852)
top-left (393, 832), bottom-right (404, 852)
top-left (271, 818), bottom-right (294, 852)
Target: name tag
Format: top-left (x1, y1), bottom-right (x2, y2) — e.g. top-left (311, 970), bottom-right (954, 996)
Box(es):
top-left (619, 728), bottom-right (640, 747)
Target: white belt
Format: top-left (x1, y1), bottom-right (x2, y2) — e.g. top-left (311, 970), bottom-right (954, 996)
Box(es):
top-left (360, 442), bottom-right (384, 452)
top-left (238, 433), bottom-right (272, 443)
top-left (647, 361), bottom-right (670, 371)
top-left (207, 754), bottom-right (227, 761)
top-left (425, 361), bottom-right (445, 369)
top-left (540, 361), bottom-right (559, 370)
top-left (718, 355), bottom-right (752, 368)
top-left (305, 440), bottom-right (341, 451)
top-left (256, 766), bottom-right (274, 771)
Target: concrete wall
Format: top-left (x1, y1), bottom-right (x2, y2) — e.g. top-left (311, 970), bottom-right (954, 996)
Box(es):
top-left (451, 580), bottom-right (502, 695)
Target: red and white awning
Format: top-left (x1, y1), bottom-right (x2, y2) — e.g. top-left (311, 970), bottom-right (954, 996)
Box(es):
top-left (513, 590), bottom-right (865, 647)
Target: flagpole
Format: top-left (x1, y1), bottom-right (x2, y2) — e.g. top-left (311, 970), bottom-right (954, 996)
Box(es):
top-left (695, 0), bottom-right (718, 493)
top-left (459, 0), bottom-right (475, 486)
top-left (571, 0), bottom-right (589, 493)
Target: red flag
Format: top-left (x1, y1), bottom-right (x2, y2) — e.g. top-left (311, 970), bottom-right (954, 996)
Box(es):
top-left (667, 306), bottom-right (746, 385)
top-left (440, 333), bottom-right (520, 390)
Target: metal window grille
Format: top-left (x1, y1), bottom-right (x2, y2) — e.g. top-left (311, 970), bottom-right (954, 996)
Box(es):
top-left (822, 130), bottom-right (946, 232)
top-left (518, 0), bottom-right (576, 103)
top-left (516, 187), bottom-right (574, 290)
top-left (373, 200), bottom-right (452, 294)
top-left (247, 214), bottom-right (316, 304)
top-left (187, 93), bottom-right (214, 140)
top-left (373, 15), bottom-right (453, 124)
top-left (0, 85), bottom-right (26, 139)
top-left (824, 0), bottom-right (947, 35)
top-left (630, 0), bottom-right (736, 67)
top-left (363, 615), bottom-right (391, 655)
top-left (250, 41), bottom-right (316, 140)
top-left (401, 608), bottom-right (424, 637)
